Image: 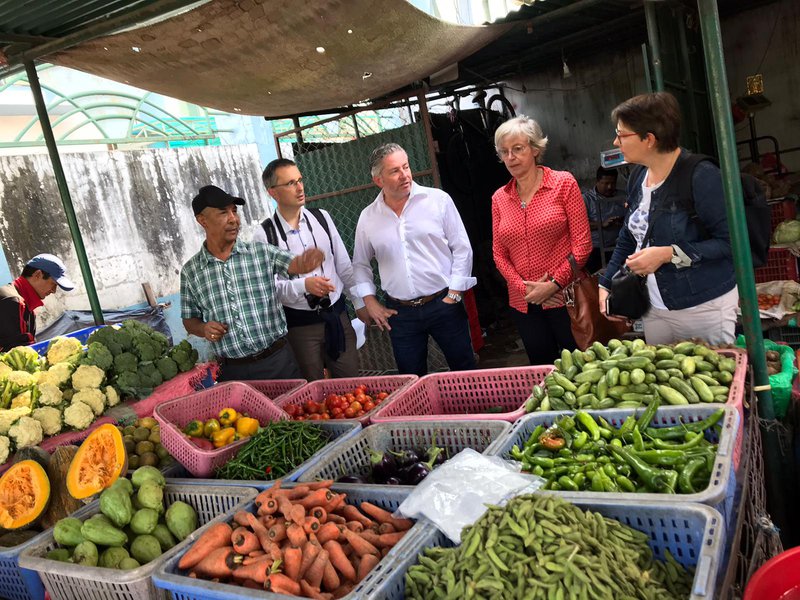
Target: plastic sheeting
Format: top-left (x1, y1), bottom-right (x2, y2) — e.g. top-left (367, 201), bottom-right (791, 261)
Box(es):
top-left (37, 306), bottom-right (172, 345)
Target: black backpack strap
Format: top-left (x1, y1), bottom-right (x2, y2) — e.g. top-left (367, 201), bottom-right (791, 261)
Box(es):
top-left (674, 152), bottom-right (717, 214)
top-left (260, 217), bottom-right (280, 247)
top-left (307, 207), bottom-right (335, 255)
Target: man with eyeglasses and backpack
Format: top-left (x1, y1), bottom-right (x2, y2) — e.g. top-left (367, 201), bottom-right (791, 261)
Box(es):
top-left (256, 159), bottom-right (369, 381)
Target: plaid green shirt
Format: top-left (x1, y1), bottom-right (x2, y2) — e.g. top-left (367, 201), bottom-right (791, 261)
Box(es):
top-left (180, 239), bottom-right (294, 359)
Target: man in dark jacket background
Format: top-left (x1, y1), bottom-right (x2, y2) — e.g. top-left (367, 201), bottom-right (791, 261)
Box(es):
top-left (0, 254), bottom-right (75, 351)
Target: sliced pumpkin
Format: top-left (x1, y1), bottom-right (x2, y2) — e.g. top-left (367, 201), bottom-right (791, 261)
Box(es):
top-left (0, 459), bottom-right (50, 530)
top-left (67, 423), bottom-right (128, 500)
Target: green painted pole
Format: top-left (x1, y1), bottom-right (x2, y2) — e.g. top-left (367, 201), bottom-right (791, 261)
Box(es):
top-left (644, 1), bottom-right (665, 92)
top-left (25, 61), bottom-right (104, 326)
top-left (696, 0), bottom-right (786, 536)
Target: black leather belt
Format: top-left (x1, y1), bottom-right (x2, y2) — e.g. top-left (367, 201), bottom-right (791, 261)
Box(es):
top-left (387, 288), bottom-right (448, 307)
top-left (217, 337), bottom-right (287, 366)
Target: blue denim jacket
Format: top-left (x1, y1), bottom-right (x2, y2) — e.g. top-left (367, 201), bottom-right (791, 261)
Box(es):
top-left (598, 151), bottom-right (736, 310)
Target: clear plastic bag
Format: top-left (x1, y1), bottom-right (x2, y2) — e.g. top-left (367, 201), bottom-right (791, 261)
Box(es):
top-left (395, 448), bottom-right (543, 543)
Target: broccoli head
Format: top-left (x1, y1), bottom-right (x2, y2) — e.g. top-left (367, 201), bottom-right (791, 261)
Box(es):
top-left (46, 337), bottom-right (84, 366)
top-left (155, 356), bottom-right (178, 381)
top-left (82, 342), bottom-right (114, 371)
top-left (169, 340), bottom-right (199, 372)
top-left (115, 371), bottom-right (147, 399)
top-left (133, 337), bottom-right (159, 362)
top-left (71, 364), bottom-right (106, 390)
top-left (114, 352), bottom-right (139, 374)
top-left (138, 363), bottom-right (163, 388)
top-left (3, 346), bottom-right (42, 373)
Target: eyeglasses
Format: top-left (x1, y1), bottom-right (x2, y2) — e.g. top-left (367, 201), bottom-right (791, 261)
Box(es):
top-left (271, 177), bottom-right (304, 189)
top-left (496, 144), bottom-right (530, 160)
top-left (614, 129), bottom-right (639, 141)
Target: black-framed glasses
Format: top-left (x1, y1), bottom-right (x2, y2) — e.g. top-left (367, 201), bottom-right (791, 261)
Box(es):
top-left (305, 293), bottom-right (332, 311)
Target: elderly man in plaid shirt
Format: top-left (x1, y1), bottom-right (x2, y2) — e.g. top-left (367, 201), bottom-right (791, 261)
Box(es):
top-left (181, 185), bottom-right (324, 381)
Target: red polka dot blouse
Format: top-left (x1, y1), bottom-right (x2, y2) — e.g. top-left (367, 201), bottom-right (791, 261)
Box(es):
top-left (492, 166), bottom-right (592, 313)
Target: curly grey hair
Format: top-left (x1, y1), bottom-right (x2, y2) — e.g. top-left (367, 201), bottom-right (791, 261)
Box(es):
top-left (369, 142), bottom-right (406, 178)
top-left (494, 115), bottom-right (548, 160)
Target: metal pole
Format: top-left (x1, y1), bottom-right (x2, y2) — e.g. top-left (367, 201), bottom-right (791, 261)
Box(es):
top-left (696, 0), bottom-right (786, 535)
top-left (417, 92), bottom-right (441, 189)
top-left (644, 1), bottom-right (665, 92)
top-left (25, 61), bottom-right (104, 325)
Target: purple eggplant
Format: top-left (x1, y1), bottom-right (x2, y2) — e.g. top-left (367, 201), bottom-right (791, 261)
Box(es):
top-left (384, 476), bottom-right (403, 485)
top-left (337, 474), bottom-right (367, 484)
top-left (400, 446), bottom-right (444, 485)
top-left (368, 449), bottom-right (398, 483)
top-left (389, 449), bottom-right (421, 469)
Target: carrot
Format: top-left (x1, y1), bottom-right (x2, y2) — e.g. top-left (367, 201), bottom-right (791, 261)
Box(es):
top-left (378, 531), bottom-right (406, 547)
top-left (273, 485), bottom-right (310, 500)
top-left (277, 495), bottom-right (307, 524)
top-left (178, 522), bottom-right (233, 570)
top-left (324, 493), bottom-right (346, 514)
top-left (358, 530), bottom-right (382, 547)
top-left (378, 522), bottom-right (396, 534)
top-left (193, 546), bottom-right (240, 579)
top-left (332, 582), bottom-right (354, 599)
top-left (359, 502), bottom-right (413, 531)
top-left (242, 553), bottom-right (272, 566)
top-left (304, 548), bottom-right (329, 589)
top-left (268, 522), bottom-right (287, 543)
top-left (233, 510), bottom-right (252, 527)
top-left (248, 550), bottom-right (265, 557)
top-left (232, 559), bottom-right (271, 584)
top-left (380, 547), bottom-right (390, 558)
top-left (286, 522), bottom-right (307, 547)
top-left (242, 579), bottom-right (262, 590)
top-left (254, 489), bottom-right (278, 514)
top-left (299, 540), bottom-right (321, 580)
top-left (356, 553), bottom-right (380, 582)
top-left (322, 559), bottom-right (341, 591)
top-left (266, 572), bottom-right (302, 596)
top-left (303, 516), bottom-right (321, 535)
top-left (281, 546), bottom-right (301, 581)
top-left (245, 512), bottom-right (272, 552)
top-left (296, 489), bottom-right (333, 509)
top-left (340, 505), bottom-right (373, 527)
top-left (304, 479), bottom-right (334, 490)
top-left (326, 513), bottom-right (346, 525)
top-left (323, 540), bottom-right (356, 582)
top-left (300, 579), bottom-right (328, 600)
top-left (264, 541), bottom-right (284, 562)
top-left (232, 527), bottom-right (261, 555)
top-left (345, 521), bottom-right (364, 533)
top-left (261, 515), bottom-right (277, 528)
top-left (342, 529), bottom-right (379, 557)
top-left (316, 522), bottom-right (342, 545)
top-left (309, 506), bottom-right (327, 523)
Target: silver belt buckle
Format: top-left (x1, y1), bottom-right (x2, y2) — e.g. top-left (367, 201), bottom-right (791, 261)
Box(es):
top-left (410, 297), bottom-right (424, 307)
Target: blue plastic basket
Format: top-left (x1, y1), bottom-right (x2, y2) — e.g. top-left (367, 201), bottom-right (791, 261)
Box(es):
top-left (0, 532), bottom-right (48, 600)
top-left (18, 484), bottom-right (257, 600)
top-left (486, 405), bottom-right (739, 527)
top-left (30, 325), bottom-right (105, 355)
top-left (366, 498), bottom-right (725, 600)
top-left (152, 483), bottom-right (424, 600)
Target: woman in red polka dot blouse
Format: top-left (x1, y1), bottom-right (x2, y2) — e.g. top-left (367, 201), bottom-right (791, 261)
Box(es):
top-left (491, 116), bottom-right (592, 365)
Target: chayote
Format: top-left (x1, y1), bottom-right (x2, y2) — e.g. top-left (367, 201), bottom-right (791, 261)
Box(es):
top-left (118, 557), bottom-right (141, 570)
top-left (81, 517), bottom-right (128, 547)
top-left (53, 518), bottom-right (84, 547)
top-left (130, 534), bottom-right (163, 564)
top-left (165, 501), bottom-right (197, 541)
top-left (130, 466), bottom-right (165, 489)
top-left (46, 548), bottom-right (72, 562)
top-left (72, 540), bottom-right (99, 566)
top-left (99, 546), bottom-right (130, 569)
top-left (110, 477), bottom-right (134, 496)
top-left (151, 523), bottom-right (177, 552)
top-left (100, 487), bottom-right (133, 529)
top-left (137, 480), bottom-right (164, 511)
top-left (130, 508), bottom-right (159, 535)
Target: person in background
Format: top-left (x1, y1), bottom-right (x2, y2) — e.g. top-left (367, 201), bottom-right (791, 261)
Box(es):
top-left (255, 158), bottom-right (368, 381)
top-left (352, 142), bottom-right (477, 376)
top-left (583, 166), bottom-right (628, 273)
top-left (598, 92), bottom-right (737, 344)
top-left (492, 116), bottom-right (592, 365)
top-left (0, 254), bottom-right (75, 351)
top-left (181, 184), bottom-right (323, 381)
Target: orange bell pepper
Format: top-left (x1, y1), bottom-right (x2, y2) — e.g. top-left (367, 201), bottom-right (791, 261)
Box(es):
top-left (235, 416), bottom-right (259, 437)
top-left (211, 426), bottom-right (237, 448)
top-left (218, 408), bottom-right (238, 427)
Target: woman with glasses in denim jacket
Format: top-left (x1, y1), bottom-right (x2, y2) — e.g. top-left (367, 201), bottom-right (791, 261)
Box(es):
top-left (597, 92), bottom-right (738, 344)
top-left (491, 116), bottom-right (592, 365)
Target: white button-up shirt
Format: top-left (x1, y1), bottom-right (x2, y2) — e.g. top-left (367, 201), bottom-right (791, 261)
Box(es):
top-left (352, 183), bottom-right (476, 301)
top-left (253, 208), bottom-right (365, 311)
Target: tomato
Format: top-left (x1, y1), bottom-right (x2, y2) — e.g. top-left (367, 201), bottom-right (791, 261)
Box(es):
top-left (331, 408), bottom-right (344, 419)
top-left (354, 384), bottom-right (367, 394)
top-left (356, 410), bottom-right (365, 417)
top-left (363, 399), bottom-right (375, 411)
top-left (309, 414), bottom-right (322, 420)
top-left (345, 393), bottom-right (355, 402)
top-left (344, 407), bottom-right (356, 418)
top-left (320, 413), bottom-right (330, 420)
top-left (350, 400), bottom-right (363, 412)
top-left (376, 392), bottom-right (389, 401)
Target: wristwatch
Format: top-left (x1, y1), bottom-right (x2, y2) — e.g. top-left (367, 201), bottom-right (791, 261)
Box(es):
top-left (447, 292), bottom-right (463, 302)
top-left (670, 244), bottom-right (692, 267)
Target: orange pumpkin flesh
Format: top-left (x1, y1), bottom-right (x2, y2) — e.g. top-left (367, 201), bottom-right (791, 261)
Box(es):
top-left (67, 423), bottom-right (127, 500)
top-left (0, 460), bottom-right (50, 530)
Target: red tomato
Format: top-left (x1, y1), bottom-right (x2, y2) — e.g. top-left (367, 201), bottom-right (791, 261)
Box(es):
top-left (350, 400), bottom-right (363, 412)
top-left (356, 410), bottom-right (365, 417)
top-left (376, 392), bottom-right (389, 401)
top-left (354, 384), bottom-right (367, 394)
top-left (363, 399), bottom-right (375, 411)
top-left (331, 408), bottom-right (344, 419)
top-left (344, 407), bottom-right (356, 418)
top-left (345, 394), bottom-right (355, 402)
top-left (320, 413), bottom-right (330, 420)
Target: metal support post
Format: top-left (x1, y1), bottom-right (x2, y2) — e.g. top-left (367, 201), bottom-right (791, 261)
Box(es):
top-left (644, 1), bottom-right (665, 92)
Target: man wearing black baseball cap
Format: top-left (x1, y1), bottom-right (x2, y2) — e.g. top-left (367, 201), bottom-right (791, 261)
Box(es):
top-left (181, 184), bottom-right (325, 380)
top-left (0, 253), bottom-right (75, 351)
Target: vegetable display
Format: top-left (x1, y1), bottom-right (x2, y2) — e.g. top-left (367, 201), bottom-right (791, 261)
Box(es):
top-left (405, 494), bottom-right (693, 600)
top-left (66, 423), bottom-right (127, 500)
top-left (525, 339), bottom-right (736, 413)
top-left (215, 421), bottom-right (331, 481)
top-left (336, 442), bottom-right (446, 485)
top-left (119, 416), bottom-right (174, 470)
top-left (284, 385), bottom-right (391, 420)
top-left (508, 407), bottom-right (725, 494)
top-left (183, 407), bottom-right (261, 449)
top-left (0, 459), bottom-right (50, 530)
top-left (179, 480), bottom-right (413, 597)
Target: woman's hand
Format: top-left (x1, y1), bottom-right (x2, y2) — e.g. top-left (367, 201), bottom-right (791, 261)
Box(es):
top-left (599, 285), bottom-right (634, 323)
top-left (625, 246), bottom-right (672, 275)
top-left (523, 278), bottom-right (559, 305)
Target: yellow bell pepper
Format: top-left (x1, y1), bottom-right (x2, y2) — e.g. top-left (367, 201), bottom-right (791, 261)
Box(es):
top-left (235, 416), bottom-right (259, 437)
top-left (218, 408), bottom-right (238, 427)
top-left (203, 418), bottom-right (221, 438)
top-left (211, 426), bottom-right (237, 448)
top-left (183, 420), bottom-right (204, 438)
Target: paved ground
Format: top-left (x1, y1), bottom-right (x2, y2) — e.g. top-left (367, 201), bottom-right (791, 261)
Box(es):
top-left (476, 317), bottom-right (529, 369)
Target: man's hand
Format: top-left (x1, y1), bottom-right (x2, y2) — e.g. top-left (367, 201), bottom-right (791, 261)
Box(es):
top-left (442, 289), bottom-right (463, 305)
top-left (355, 306), bottom-right (372, 325)
top-left (289, 248), bottom-right (325, 275)
top-left (523, 274), bottom-right (559, 305)
top-left (364, 295), bottom-right (397, 331)
top-left (203, 321), bottom-right (229, 343)
top-left (304, 276), bottom-right (335, 297)
top-left (625, 246), bottom-right (672, 276)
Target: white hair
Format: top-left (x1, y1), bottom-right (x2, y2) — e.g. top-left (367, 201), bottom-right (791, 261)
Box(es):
top-left (494, 115), bottom-right (548, 159)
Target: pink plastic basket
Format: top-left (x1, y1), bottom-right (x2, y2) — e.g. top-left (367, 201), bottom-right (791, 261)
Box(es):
top-left (244, 379), bottom-right (307, 405)
top-left (370, 366), bottom-right (554, 423)
top-left (720, 349), bottom-right (747, 471)
top-left (275, 375), bottom-right (418, 425)
top-left (154, 381), bottom-right (289, 477)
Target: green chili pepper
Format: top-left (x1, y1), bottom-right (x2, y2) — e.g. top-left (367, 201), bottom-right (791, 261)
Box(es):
top-left (653, 431), bottom-right (706, 451)
top-left (617, 416), bottom-right (636, 439)
top-left (607, 444), bottom-right (675, 493)
top-left (632, 427), bottom-right (645, 452)
top-left (678, 457), bottom-right (706, 493)
top-left (645, 408), bottom-right (725, 440)
top-left (616, 475), bottom-right (636, 492)
top-left (525, 425), bottom-right (545, 448)
top-left (575, 411), bottom-right (601, 441)
top-left (572, 431), bottom-right (589, 451)
top-left (632, 450), bottom-right (685, 466)
top-left (636, 396), bottom-right (661, 432)
top-left (558, 475), bottom-right (579, 491)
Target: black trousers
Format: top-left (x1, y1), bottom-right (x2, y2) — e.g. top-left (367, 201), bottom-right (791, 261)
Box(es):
top-left (511, 304), bottom-right (576, 366)
top-left (217, 342), bottom-right (302, 382)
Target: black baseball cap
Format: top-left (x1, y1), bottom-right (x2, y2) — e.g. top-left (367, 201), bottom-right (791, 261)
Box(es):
top-left (192, 185), bottom-right (246, 216)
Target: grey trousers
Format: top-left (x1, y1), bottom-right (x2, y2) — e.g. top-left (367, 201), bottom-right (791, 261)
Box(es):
top-left (286, 311), bottom-right (359, 381)
top-left (642, 286), bottom-right (739, 345)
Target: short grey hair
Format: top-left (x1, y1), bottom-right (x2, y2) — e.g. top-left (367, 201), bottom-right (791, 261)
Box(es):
top-left (369, 143), bottom-right (405, 178)
top-left (494, 115), bottom-right (548, 159)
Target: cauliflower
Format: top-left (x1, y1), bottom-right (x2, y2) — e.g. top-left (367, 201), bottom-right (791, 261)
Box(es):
top-left (104, 386), bottom-right (120, 408)
top-left (3, 346), bottom-right (42, 373)
top-left (37, 383), bottom-right (63, 407)
top-left (38, 362), bottom-right (74, 388)
top-left (0, 407), bottom-right (32, 435)
top-left (71, 388), bottom-right (106, 416)
top-left (4, 370), bottom-right (36, 389)
top-left (0, 435), bottom-right (9, 464)
top-left (64, 401), bottom-right (94, 430)
top-left (8, 415), bottom-right (43, 449)
top-left (71, 364), bottom-right (105, 390)
top-left (46, 337), bottom-right (84, 366)
top-left (0, 363), bottom-right (11, 378)
top-left (10, 390), bottom-right (33, 409)
top-left (32, 406), bottom-right (63, 436)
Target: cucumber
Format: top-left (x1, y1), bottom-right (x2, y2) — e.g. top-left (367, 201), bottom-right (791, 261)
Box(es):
top-left (540, 397), bottom-right (551, 412)
top-left (632, 349), bottom-right (656, 360)
top-left (606, 367), bottom-right (620, 387)
top-left (598, 398), bottom-right (616, 409)
top-left (547, 385), bottom-right (565, 398)
top-left (668, 376), bottom-right (700, 404)
top-left (564, 366), bottom-right (579, 380)
top-left (596, 379), bottom-right (608, 401)
top-left (673, 341), bottom-right (696, 355)
top-left (644, 373), bottom-right (656, 384)
top-left (550, 397), bottom-right (568, 411)
top-left (616, 400), bottom-right (643, 408)
top-left (563, 391), bottom-right (577, 407)
top-left (694, 360), bottom-right (715, 373)
top-left (689, 376), bottom-right (715, 403)
top-left (532, 385), bottom-right (545, 401)
top-left (719, 358), bottom-right (737, 373)
top-left (680, 357), bottom-right (696, 377)
top-left (618, 357), bottom-right (651, 371)
top-left (577, 394), bottom-right (598, 406)
top-left (591, 341), bottom-right (610, 360)
top-left (607, 339), bottom-right (623, 351)
top-left (574, 369), bottom-right (605, 384)
top-left (619, 371), bottom-right (631, 386)
top-left (584, 350), bottom-right (596, 363)
top-left (655, 369), bottom-right (670, 383)
top-left (695, 373), bottom-right (719, 386)
top-left (560, 349), bottom-right (574, 372)
top-left (716, 371), bottom-right (733, 384)
top-left (656, 359), bottom-right (680, 370)
top-left (628, 383), bottom-right (650, 394)
top-left (644, 363), bottom-right (657, 374)
top-left (572, 349), bottom-right (585, 368)
top-left (575, 382), bottom-right (592, 397)
top-left (554, 358), bottom-right (562, 371)
top-left (666, 368), bottom-right (684, 380)
top-left (608, 386), bottom-right (627, 400)
top-left (630, 368), bottom-right (646, 385)
top-left (631, 339), bottom-right (646, 351)
top-left (622, 393), bottom-right (654, 403)
top-left (552, 372), bottom-right (577, 392)
top-left (655, 347), bottom-right (675, 360)
top-left (600, 360), bottom-right (621, 371)
top-left (658, 384), bottom-right (689, 405)
top-left (713, 395), bottom-right (728, 403)
top-left (611, 346), bottom-right (629, 357)
top-left (582, 361), bottom-right (603, 372)
top-left (709, 385), bottom-right (730, 396)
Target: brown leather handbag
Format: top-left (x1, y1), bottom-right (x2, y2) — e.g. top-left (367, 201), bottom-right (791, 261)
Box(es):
top-left (563, 255), bottom-right (630, 350)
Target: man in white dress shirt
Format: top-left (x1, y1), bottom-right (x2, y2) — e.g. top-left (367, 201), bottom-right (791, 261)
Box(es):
top-left (255, 159), bottom-right (368, 381)
top-left (352, 143), bottom-right (477, 376)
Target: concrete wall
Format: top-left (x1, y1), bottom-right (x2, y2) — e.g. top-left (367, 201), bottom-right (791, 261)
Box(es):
top-left (0, 144), bottom-right (272, 331)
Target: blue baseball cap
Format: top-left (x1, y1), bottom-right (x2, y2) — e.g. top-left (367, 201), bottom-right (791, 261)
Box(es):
top-left (25, 254), bottom-right (75, 291)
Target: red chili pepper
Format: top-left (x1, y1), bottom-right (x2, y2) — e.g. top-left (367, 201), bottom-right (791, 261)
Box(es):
top-left (539, 432), bottom-right (566, 451)
top-left (265, 466), bottom-right (273, 475)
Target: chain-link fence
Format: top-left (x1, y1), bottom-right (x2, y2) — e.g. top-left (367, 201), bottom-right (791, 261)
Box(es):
top-left (274, 98), bottom-right (448, 374)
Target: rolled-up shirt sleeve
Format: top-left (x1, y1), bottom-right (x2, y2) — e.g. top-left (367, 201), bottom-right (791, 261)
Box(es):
top-left (442, 194), bottom-right (477, 291)
top-left (351, 214), bottom-right (377, 299)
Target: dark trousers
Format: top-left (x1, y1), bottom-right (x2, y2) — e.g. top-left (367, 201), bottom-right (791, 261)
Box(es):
top-left (585, 248), bottom-right (616, 275)
top-left (511, 304), bottom-right (576, 365)
top-left (386, 295), bottom-right (476, 376)
top-left (217, 342), bottom-right (302, 382)
top-left (287, 312), bottom-right (359, 381)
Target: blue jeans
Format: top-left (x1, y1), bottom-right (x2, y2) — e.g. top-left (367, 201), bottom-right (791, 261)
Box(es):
top-left (386, 295), bottom-right (476, 376)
